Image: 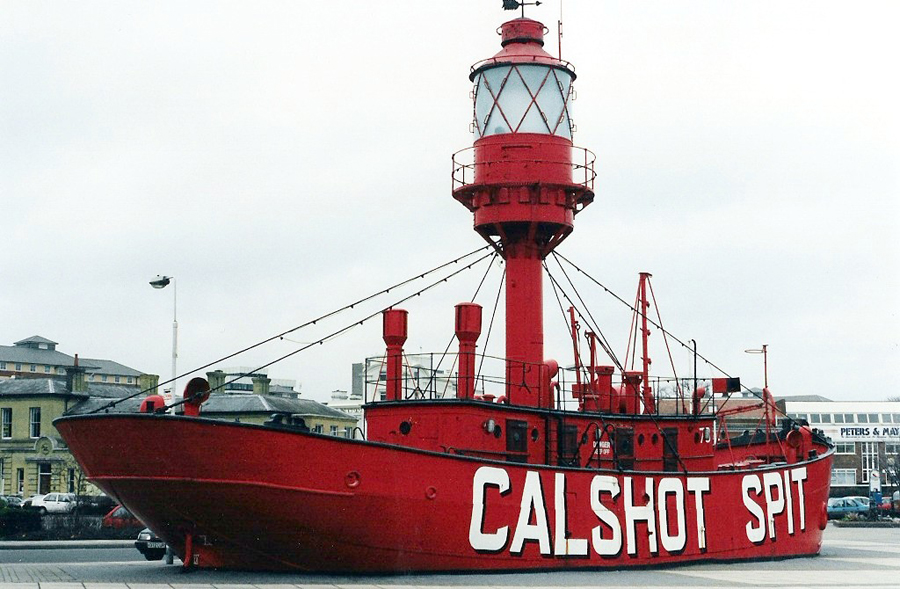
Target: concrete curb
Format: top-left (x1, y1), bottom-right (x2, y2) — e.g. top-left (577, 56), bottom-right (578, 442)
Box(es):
top-left (0, 540), bottom-right (134, 550)
top-left (831, 520), bottom-right (900, 528)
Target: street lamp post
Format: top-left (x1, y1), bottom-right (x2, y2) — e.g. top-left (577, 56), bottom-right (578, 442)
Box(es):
top-left (744, 344), bottom-right (768, 389)
top-left (149, 275), bottom-right (178, 404)
top-left (745, 344), bottom-right (771, 431)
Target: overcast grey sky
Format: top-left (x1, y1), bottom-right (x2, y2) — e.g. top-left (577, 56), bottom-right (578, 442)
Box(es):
top-left (2, 1), bottom-right (897, 402)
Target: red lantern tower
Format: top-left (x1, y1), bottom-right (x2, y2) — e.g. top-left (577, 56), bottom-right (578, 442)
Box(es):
top-left (452, 16), bottom-right (594, 407)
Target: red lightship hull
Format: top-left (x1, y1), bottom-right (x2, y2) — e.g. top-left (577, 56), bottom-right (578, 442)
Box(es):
top-left (55, 411), bottom-right (832, 572)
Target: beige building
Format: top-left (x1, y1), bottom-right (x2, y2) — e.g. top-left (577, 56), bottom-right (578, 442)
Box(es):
top-left (0, 368), bottom-right (157, 497)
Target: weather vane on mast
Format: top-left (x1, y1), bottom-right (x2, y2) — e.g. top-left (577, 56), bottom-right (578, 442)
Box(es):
top-left (502, 0), bottom-right (542, 19)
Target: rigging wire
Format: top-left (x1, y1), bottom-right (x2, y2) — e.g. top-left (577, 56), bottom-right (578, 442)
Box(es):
top-left (90, 247), bottom-right (494, 414)
top-left (549, 253), bottom-right (622, 369)
top-left (417, 252), bottom-right (500, 398)
top-left (553, 251), bottom-right (784, 416)
top-left (544, 261), bottom-right (593, 386)
top-left (555, 253), bottom-right (737, 381)
top-left (475, 267), bottom-right (506, 389)
top-left (158, 251), bottom-right (496, 413)
top-left (647, 279), bottom-right (683, 399)
top-left (544, 261), bottom-right (624, 373)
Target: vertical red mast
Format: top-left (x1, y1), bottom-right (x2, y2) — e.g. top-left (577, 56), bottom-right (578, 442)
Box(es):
top-left (453, 16), bottom-right (594, 407)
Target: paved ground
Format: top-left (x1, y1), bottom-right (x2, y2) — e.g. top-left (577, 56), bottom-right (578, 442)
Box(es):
top-left (0, 525), bottom-right (898, 588)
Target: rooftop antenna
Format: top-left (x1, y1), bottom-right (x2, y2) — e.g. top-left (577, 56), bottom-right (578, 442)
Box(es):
top-left (502, 0), bottom-right (542, 19)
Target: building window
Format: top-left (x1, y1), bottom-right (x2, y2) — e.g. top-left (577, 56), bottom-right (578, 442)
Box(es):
top-left (883, 414), bottom-right (893, 423)
top-left (344, 426), bottom-right (353, 439)
top-left (831, 469), bottom-right (857, 486)
top-left (809, 414), bottom-right (820, 424)
top-left (15, 363), bottom-right (21, 371)
top-left (858, 414), bottom-right (869, 424)
top-left (834, 414), bottom-right (845, 424)
top-left (820, 414), bottom-right (832, 423)
top-left (886, 443), bottom-right (900, 455)
top-left (330, 425), bottom-right (338, 436)
top-left (16, 468), bottom-right (24, 494)
top-left (843, 413), bottom-right (855, 423)
top-left (68, 468), bottom-right (77, 493)
top-left (102, 375), bottom-right (108, 382)
top-left (313, 424), bottom-right (323, 434)
top-left (115, 376), bottom-right (120, 383)
top-left (44, 365), bottom-right (50, 373)
top-left (835, 442), bottom-right (855, 454)
top-left (29, 407), bottom-right (41, 438)
top-left (29, 364), bottom-right (36, 372)
top-left (38, 463), bottom-right (51, 494)
top-left (868, 414), bottom-right (879, 423)
top-left (1, 408), bottom-right (11, 439)
top-left (127, 377), bottom-right (133, 384)
top-left (893, 414), bottom-right (900, 423)
top-left (0, 362), bottom-right (5, 370)
top-left (57, 367), bottom-right (64, 375)
top-left (861, 442), bottom-right (879, 483)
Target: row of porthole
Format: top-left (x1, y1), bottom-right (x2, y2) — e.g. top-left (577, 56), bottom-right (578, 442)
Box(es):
top-left (398, 420), bottom-right (542, 442)
top-left (400, 420), bottom-right (710, 448)
top-left (629, 427), bottom-right (710, 448)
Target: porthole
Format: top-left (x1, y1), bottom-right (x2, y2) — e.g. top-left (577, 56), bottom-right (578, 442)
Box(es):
top-left (494, 425), bottom-right (502, 438)
top-left (531, 428), bottom-right (539, 442)
top-left (399, 421), bottom-right (412, 435)
top-left (651, 433), bottom-right (658, 445)
top-left (638, 433), bottom-right (645, 446)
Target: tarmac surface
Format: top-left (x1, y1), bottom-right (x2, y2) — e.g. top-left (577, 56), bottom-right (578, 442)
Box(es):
top-left (0, 524), bottom-right (898, 588)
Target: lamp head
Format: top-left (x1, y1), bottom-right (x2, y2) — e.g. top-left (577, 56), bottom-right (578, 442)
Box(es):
top-left (149, 275), bottom-right (172, 289)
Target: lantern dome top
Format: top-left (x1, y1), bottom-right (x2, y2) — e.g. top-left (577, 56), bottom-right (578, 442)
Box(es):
top-left (469, 18), bottom-right (575, 82)
top-left (499, 18), bottom-right (545, 47)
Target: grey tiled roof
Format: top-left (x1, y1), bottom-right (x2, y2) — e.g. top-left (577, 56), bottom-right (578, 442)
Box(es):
top-left (202, 394), bottom-right (356, 420)
top-left (14, 336), bottom-right (58, 346)
top-left (0, 345), bottom-right (92, 369)
top-left (65, 396), bottom-right (144, 415)
top-left (0, 378), bottom-right (80, 397)
top-left (779, 395), bottom-right (834, 402)
top-left (0, 377), bottom-right (138, 399)
top-left (63, 392), bottom-right (357, 420)
top-left (80, 358), bottom-right (142, 378)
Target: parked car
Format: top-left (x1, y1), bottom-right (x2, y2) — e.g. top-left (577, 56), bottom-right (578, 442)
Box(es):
top-left (76, 493), bottom-right (117, 515)
top-left (827, 496), bottom-right (871, 519)
top-left (30, 493), bottom-right (77, 514)
top-left (102, 505), bottom-right (143, 529)
top-left (0, 495), bottom-right (23, 508)
top-left (134, 528), bottom-right (167, 561)
top-left (22, 494), bottom-right (44, 509)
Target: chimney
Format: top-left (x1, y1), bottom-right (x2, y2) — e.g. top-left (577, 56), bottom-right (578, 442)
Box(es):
top-left (252, 375), bottom-right (271, 396)
top-left (382, 309), bottom-right (408, 401)
top-left (206, 370), bottom-right (226, 393)
top-left (454, 303), bottom-right (482, 399)
top-left (138, 373), bottom-right (160, 394)
top-left (65, 354), bottom-right (87, 393)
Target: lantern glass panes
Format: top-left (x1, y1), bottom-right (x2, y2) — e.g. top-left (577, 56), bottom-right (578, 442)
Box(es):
top-left (474, 64), bottom-right (572, 139)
